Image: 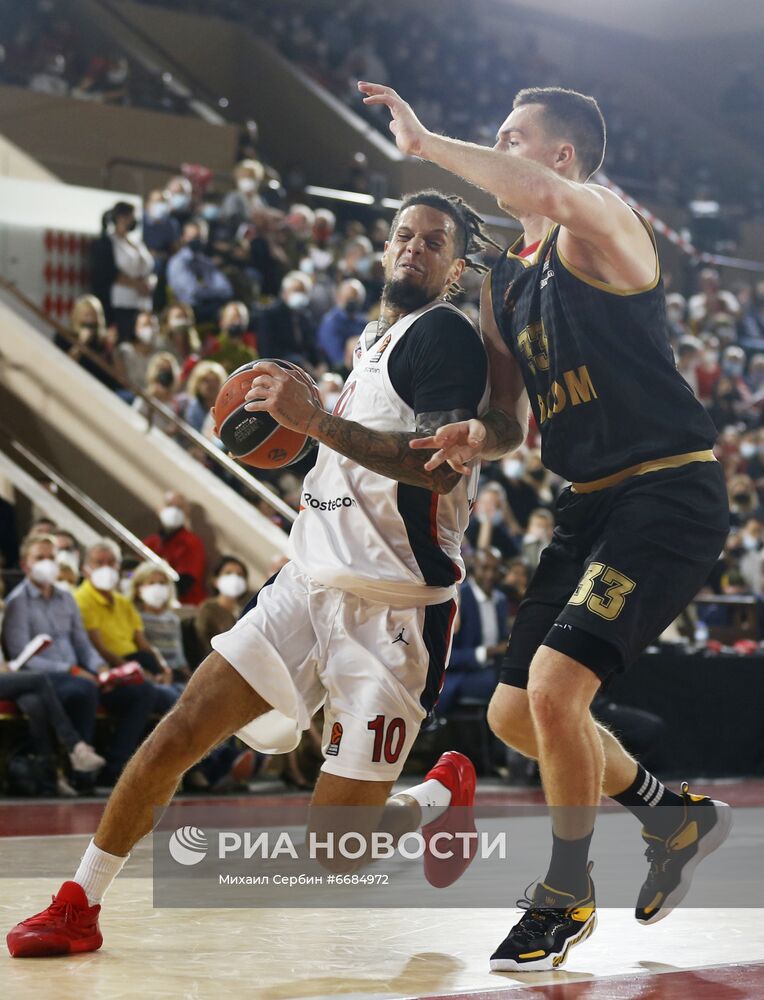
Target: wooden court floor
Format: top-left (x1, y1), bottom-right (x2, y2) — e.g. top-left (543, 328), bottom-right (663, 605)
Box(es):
top-left (2, 783), bottom-right (764, 999)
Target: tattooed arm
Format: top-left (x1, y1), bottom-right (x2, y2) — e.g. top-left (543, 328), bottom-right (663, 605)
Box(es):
top-left (309, 408), bottom-right (473, 494)
top-left (242, 361), bottom-right (476, 494)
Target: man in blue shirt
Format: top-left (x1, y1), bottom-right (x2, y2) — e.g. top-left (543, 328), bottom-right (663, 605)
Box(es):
top-left (316, 278), bottom-right (367, 368)
top-left (2, 535), bottom-right (154, 783)
top-left (167, 221), bottom-right (233, 323)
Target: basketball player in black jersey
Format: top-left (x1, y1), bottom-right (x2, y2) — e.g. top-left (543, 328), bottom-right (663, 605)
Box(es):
top-left (361, 81), bottom-right (732, 971)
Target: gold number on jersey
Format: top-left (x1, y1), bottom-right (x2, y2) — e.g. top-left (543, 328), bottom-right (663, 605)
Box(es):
top-left (568, 561), bottom-right (636, 620)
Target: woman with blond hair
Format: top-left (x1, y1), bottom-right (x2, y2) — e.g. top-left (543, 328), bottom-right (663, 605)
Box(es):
top-left (54, 295), bottom-right (119, 391)
top-left (177, 360), bottom-right (227, 435)
top-left (131, 352), bottom-right (181, 435)
top-left (128, 561), bottom-right (188, 688)
top-left (158, 303), bottom-right (201, 381)
top-left (114, 311), bottom-right (160, 395)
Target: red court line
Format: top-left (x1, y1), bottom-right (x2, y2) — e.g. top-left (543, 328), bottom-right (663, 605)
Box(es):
top-left (421, 961), bottom-right (764, 999)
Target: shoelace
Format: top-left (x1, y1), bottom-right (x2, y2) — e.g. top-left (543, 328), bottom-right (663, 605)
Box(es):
top-left (509, 884), bottom-right (567, 943)
top-left (22, 897), bottom-right (86, 928)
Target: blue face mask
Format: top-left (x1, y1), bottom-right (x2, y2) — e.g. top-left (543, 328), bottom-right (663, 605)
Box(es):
top-left (202, 204), bottom-right (220, 222)
top-left (170, 193), bottom-right (190, 212)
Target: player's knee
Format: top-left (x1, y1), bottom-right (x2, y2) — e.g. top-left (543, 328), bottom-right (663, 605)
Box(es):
top-left (141, 706), bottom-right (207, 773)
top-left (487, 690), bottom-right (535, 756)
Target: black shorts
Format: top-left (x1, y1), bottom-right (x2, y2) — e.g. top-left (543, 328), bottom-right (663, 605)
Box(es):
top-left (500, 460), bottom-right (729, 688)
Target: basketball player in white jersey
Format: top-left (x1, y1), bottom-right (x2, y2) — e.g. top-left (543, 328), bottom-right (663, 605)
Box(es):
top-left (8, 191), bottom-right (500, 958)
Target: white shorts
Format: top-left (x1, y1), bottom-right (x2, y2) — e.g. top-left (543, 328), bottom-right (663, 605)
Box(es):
top-left (211, 561), bottom-right (457, 782)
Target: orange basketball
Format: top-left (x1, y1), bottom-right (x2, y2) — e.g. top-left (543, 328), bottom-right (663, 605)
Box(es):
top-left (212, 359), bottom-right (319, 469)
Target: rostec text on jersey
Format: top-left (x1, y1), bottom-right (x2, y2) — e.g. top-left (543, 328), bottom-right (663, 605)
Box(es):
top-left (301, 492), bottom-right (357, 511)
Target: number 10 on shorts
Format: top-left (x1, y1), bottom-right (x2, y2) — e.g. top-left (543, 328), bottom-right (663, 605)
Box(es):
top-left (368, 715), bottom-right (406, 764)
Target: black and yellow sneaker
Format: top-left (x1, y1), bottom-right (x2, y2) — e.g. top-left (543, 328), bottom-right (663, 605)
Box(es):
top-left (490, 864), bottom-right (597, 972)
top-left (636, 782), bottom-right (732, 925)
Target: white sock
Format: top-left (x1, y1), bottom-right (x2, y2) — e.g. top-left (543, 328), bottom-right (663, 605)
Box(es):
top-left (73, 839), bottom-right (129, 906)
top-left (400, 777), bottom-right (452, 825)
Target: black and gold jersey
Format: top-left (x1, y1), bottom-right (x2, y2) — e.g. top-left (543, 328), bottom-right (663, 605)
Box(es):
top-left (490, 218), bottom-right (718, 484)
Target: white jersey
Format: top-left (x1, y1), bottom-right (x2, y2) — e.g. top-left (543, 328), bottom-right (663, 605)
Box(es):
top-left (289, 301), bottom-right (489, 607)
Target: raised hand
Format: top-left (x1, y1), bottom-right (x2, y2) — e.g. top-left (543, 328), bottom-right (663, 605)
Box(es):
top-left (410, 419), bottom-right (487, 475)
top-left (358, 81), bottom-right (430, 157)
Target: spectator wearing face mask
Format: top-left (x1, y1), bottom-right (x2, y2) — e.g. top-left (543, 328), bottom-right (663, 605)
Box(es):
top-left (102, 201), bottom-right (156, 344)
top-left (165, 175), bottom-right (194, 228)
top-left (521, 508), bottom-right (555, 571)
top-left (204, 301), bottom-right (258, 373)
top-left (466, 482), bottom-right (520, 559)
top-left (176, 360), bottom-right (227, 435)
top-left (727, 474), bottom-right (764, 529)
top-left (129, 562), bottom-right (188, 687)
top-left (132, 352), bottom-right (181, 435)
top-left (258, 271), bottom-right (320, 370)
top-left (55, 296), bottom-right (120, 392)
top-left (143, 190), bottom-right (180, 312)
top-left (316, 279), bottom-right (367, 369)
top-left (675, 336), bottom-right (704, 397)
top-left (194, 556), bottom-right (249, 655)
top-left (3, 535), bottom-right (155, 787)
top-left (53, 531), bottom-right (83, 592)
top-left (159, 303), bottom-right (201, 375)
top-left (688, 268), bottom-right (741, 331)
top-left (167, 222), bottom-right (234, 323)
top-left (143, 492), bottom-right (207, 606)
top-left (221, 159), bottom-right (266, 229)
top-left (114, 311), bottom-right (160, 396)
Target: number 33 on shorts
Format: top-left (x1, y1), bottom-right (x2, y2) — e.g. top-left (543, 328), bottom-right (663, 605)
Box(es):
top-left (568, 561), bottom-right (636, 621)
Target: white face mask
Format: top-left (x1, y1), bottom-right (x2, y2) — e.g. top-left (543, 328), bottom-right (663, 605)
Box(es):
top-left (140, 583), bottom-right (170, 608)
top-left (503, 458), bottom-right (525, 479)
top-left (90, 565), bottom-right (120, 592)
top-left (740, 442), bottom-right (757, 459)
top-left (135, 325), bottom-right (155, 345)
top-left (56, 549), bottom-right (80, 573)
top-left (237, 176), bottom-right (257, 193)
top-left (285, 291), bottom-right (309, 311)
top-left (30, 558), bottom-right (60, 586)
top-left (216, 573), bottom-right (247, 599)
top-left (159, 506), bottom-right (185, 531)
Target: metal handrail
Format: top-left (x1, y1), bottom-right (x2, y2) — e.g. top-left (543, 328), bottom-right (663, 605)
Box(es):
top-left (0, 276), bottom-right (297, 524)
top-left (9, 439), bottom-right (180, 582)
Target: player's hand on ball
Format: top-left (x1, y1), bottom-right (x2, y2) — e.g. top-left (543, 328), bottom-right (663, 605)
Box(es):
top-left (244, 361), bottom-right (322, 435)
top-left (358, 82), bottom-right (430, 157)
top-left (410, 419), bottom-right (487, 475)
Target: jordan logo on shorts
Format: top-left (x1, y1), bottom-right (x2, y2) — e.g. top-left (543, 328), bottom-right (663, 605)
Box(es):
top-left (392, 627), bottom-right (410, 645)
top-left (326, 722), bottom-right (343, 756)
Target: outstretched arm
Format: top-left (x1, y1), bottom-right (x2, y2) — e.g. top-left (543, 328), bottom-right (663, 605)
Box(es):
top-left (243, 363), bottom-right (467, 494)
top-left (358, 82), bottom-right (656, 286)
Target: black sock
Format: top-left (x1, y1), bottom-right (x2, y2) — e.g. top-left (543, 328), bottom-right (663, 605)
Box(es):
top-left (542, 830), bottom-right (593, 900)
top-left (611, 763), bottom-right (684, 838)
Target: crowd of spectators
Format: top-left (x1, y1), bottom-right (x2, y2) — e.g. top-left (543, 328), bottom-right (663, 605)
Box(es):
top-left (0, 503), bottom-right (278, 796)
top-left (0, 0), bottom-right (187, 115)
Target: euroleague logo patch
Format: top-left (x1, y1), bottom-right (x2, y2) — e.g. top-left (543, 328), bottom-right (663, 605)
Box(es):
top-left (268, 447), bottom-right (288, 462)
top-left (326, 722), bottom-right (343, 756)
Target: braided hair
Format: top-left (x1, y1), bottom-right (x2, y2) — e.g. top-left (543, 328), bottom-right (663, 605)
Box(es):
top-left (389, 190), bottom-right (503, 298)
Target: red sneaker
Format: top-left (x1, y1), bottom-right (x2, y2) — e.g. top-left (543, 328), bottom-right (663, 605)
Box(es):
top-left (422, 751), bottom-right (477, 888)
top-left (7, 881), bottom-right (102, 957)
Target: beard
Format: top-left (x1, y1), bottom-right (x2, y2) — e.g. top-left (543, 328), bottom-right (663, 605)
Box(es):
top-left (382, 275), bottom-right (437, 313)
